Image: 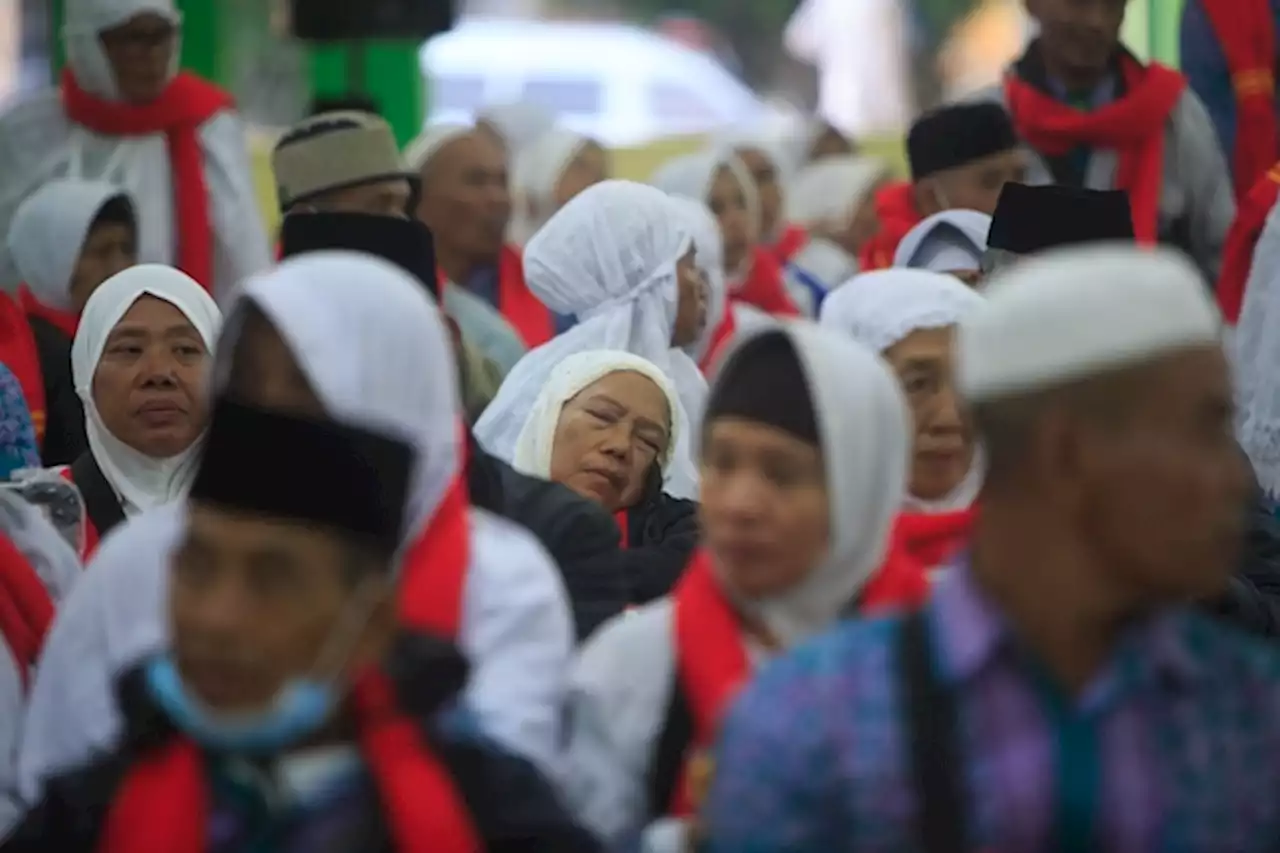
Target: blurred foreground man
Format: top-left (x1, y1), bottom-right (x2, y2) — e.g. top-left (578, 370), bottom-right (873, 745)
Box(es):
top-left (3, 398), bottom-right (600, 852)
top-left (702, 245), bottom-right (1280, 851)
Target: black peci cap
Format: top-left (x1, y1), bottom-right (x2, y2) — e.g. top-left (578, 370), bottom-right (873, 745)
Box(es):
top-left (908, 102), bottom-right (1019, 180)
top-left (986, 183), bottom-right (1135, 255)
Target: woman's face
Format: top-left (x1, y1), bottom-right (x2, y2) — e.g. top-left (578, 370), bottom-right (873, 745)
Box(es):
top-left (553, 142), bottom-right (609, 211)
top-left (549, 370), bottom-right (672, 512)
top-left (673, 248), bottom-right (708, 348)
top-left (699, 419), bottom-right (829, 599)
top-left (224, 306), bottom-right (324, 417)
top-left (707, 166), bottom-right (756, 274)
top-left (92, 295), bottom-right (209, 457)
top-left (733, 147), bottom-right (782, 240)
top-left (881, 326), bottom-right (973, 500)
top-left (99, 13), bottom-right (177, 105)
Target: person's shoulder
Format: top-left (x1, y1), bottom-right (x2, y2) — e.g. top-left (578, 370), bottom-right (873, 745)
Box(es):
top-left (430, 709), bottom-right (605, 852)
top-left (466, 508), bottom-right (571, 610)
top-left (497, 463), bottom-right (619, 552)
top-left (1176, 608), bottom-right (1280, 688)
top-left (759, 614), bottom-right (900, 692)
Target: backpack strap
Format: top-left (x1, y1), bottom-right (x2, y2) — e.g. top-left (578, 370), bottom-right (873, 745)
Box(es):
top-left (70, 452), bottom-right (126, 540)
top-left (645, 671), bottom-right (694, 819)
top-left (897, 608), bottom-right (969, 853)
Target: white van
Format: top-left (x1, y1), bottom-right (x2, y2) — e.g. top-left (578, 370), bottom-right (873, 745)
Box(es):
top-left (420, 18), bottom-right (765, 147)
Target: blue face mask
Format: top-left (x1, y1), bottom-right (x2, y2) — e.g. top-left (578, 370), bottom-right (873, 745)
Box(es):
top-left (145, 581), bottom-right (387, 755)
top-left (145, 656), bottom-right (336, 755)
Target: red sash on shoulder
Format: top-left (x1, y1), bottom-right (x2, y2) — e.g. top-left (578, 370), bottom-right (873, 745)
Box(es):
top-left (1200, 0), bottom-right (1278, 197)
top-left (61, 70), bottom-right (233, 291)
top-left (397, 475), bottom-right (471, 638)
top-left (858, 181), bottom-right (923, 271)
top-left (770, 225), bottom-right (809, 265)
top-left (438, 246), bottom-right (555, 348)
top-left (894, 508), bottom-right (976, 571)
top-left (1217, 162), bottom-right (1280, 323)
top-left (96, 670), bottom-right (481, 853)
top-left (1004, 55), bottom-right (1186, 245)
top-left (668, 532), bottom-right (929, 815)
top-left (19, 288), bottom-right (78, 339)
top-left (0, 293), bottom-right (45, 447)
top-left (733, 248), bottom-right (800, 317)
top-left (0, 533), bottom-right (54, 692)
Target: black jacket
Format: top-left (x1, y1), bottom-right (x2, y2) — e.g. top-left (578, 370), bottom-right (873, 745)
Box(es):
top-left (617, 483), bottom-right (700, 606)
top-left (28, 316), bottom-right (85, 466)
top-left (467, 434), bottom-right (631, 641)
top-left (2, 635), bottom-right (602, 853)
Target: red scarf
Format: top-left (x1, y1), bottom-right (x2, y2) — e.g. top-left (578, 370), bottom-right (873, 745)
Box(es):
top-left (97, 671), bottom-right (480, 853)
top-left (60, 70), bottom-right (233, 291)
top-left (397, 475), bottom-right (472, 637)
top-left (1217, 162), bottom-right (1280, 323)
top-left (438, 245), bottom-right (554, 349)
top-left (667, 534), bottom-right (929, 815)
top-left (770, 225), bottom-right (809, 264)
top-left (19, 288), bottom-right (78, 339)
top-left (0, 293), bottom-right (45, 445)
top-left (0, 533), bottom-right (54, 692)
top-left (614, 510), bottom-right (630, 549)
top-left (1201, 0), bottom-right (1278, 197)
top-left (858, 181), bottom-right (923, 271)
top-left (894, 508), bottom-right (976, 571)
top-left (1004, 56), bottom-right (1186, 245)
top-left (732, 248), bottom-right (800, 317)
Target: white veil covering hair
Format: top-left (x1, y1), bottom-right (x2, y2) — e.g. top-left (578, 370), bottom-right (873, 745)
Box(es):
top-left (893, 209), bottom-right (992, 273)
top-left (783, 154), bottom-right (886, 234)
top-left (707, 321), bottom-right (910, 647)
top-left (511, 126), bottom-right (593, 244)
top-left (650, 149), bottom-right (762, 267)
top-left (474, 180), bottom-right (706, 498)
top-left (1233, 204), bottom-right (1280, 495)
top-left (821, 268), bottom-right (986, 511)
top-left (18, 252), bottom-right (574, 797)
top-left (7, 178), bottom-right (130, 310)
top-left (0, 0), bottom-right (269, 300)
top-left (72, 264), bottom-right (221, 516)
top-left (511, 350), bottom-right (683, 480)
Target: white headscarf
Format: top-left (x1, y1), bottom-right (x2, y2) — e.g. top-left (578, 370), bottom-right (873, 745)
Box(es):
top-left (8, 179), bottom-right (130, 310)
top-left (474, 180), bottom-right (704, 498)
top-left (669, 197), bottom-right (728, 364)
top-left (215, 252), bottom-right (460, 536)
top-left (512, 350), bottom-right (683, 480)
top-left (821, 268), bottom-right (985, 512)
top-left (709, 322), bottom-right (910, 646)
top-left (784, 154), bottom-right (887, 234)
top-left (511, 126), bottom-right (594, 243)
top-left (403, 122), bottom-right (474, 173)
top-left (71, 265), bottom-right (220, 515)
top-left (64, 0), bottom-right (182, 99)
top-left (1232, 203), bottom-right (1280, 493)
top-left (650, 150), bottom-right (761, 259)
top-left (476, 102), bottom-right (557, 156)
top-left (893, 209), bottom-right (991, 274)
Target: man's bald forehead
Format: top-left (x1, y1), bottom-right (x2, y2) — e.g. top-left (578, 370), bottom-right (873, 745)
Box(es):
top-left (421, 130), bottom-right (503, 183)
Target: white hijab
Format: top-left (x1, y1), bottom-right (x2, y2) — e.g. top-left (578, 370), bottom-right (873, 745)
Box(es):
top-left (1233, 201), bottom-right (1280, 494)
top-left (215, 252), bottom-right (460, 536)
top-left (475, 180), bottom-right (705, 498)
top-left (710, 322), bottom-right (910, 646)
top-left (8, 179), bottom-right (130, 310)
top-left (650, 149), bottom-right (761, 276)
top-left (512, 350), bottom-right (683, 480)
top-left (784, 154), bottom-right (887, 235)
top-left (71, 264), bottom-right (221, 515)
top-left (511, 126), bottom-right (594, 244)
top-left (821, 268), bottom-right (985, 511)
top-left (476, 102), bottom-right (557, 157)
top-left (893, 209), bottom-right (992, 274)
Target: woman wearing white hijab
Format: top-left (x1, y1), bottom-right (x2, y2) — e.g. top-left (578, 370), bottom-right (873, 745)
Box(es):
top-left (475, 180), bottom-right (708, 499)
top-left (513, 350), bottom-right (699, 603)
top-left (17, 252), bottom-right (574, 799)
top-left (893, 208), bottom-right (992, 286)
top-left (511, 126), bottom-right (609, 244)
top-left (67, 264), bottom-right (220, 555)
top-left (558, 322), bottom-right (927, 852)
top-left (783, 154), bottom-right (888, 313)
top-left (6, 178), bottom-right (140, 465)
top-left (821, 268), bottom-right (985, 513)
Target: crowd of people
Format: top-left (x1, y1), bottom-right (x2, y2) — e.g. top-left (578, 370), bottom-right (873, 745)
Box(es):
top-left (1, 0), bottom-right (1280, 849)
